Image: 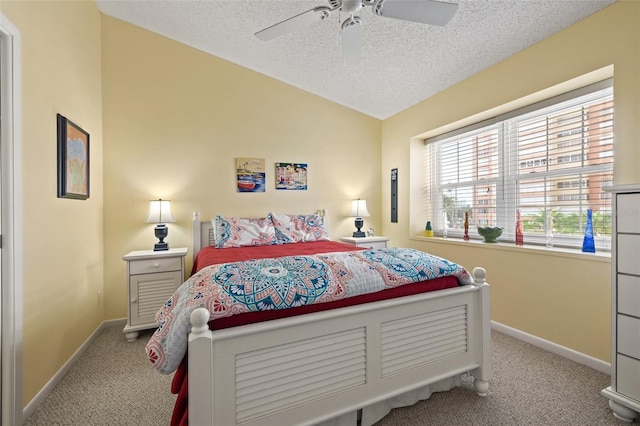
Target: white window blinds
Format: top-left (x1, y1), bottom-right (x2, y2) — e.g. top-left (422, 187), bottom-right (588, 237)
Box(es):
top-left (424, 79), bottom-right (613, 250)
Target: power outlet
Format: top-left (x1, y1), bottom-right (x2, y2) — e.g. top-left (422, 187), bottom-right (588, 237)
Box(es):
top-left (97, 289), bottom-right (103, 306)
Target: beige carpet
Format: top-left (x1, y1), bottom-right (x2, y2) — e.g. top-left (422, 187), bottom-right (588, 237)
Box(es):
top-left (24, 326), bottom-right (637, 426)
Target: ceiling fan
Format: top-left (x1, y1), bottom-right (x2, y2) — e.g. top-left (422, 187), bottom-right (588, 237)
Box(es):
top-left (254, 0), bottom-right (459, 66)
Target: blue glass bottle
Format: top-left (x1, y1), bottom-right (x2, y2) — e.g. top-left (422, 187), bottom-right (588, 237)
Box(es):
top-left (582, 209), bottom-right (596, 253)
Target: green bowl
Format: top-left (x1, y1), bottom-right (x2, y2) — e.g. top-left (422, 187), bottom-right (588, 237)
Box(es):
top-left (477, 226), bottom-right (503, 243)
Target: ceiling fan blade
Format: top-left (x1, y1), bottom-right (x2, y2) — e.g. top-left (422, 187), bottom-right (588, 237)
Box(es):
top-left (373, 0), bottom-right (458, 26)
top-left (342, 16), bottom-right (362, 66)
top-left (255, 7), bottom-right (332, 41)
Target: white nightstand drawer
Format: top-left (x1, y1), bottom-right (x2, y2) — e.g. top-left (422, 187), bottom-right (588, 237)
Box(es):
top-left (618, 314), bottom-right (640, 359)
top-left (617, 354), bottom-right (640, 401)
top-left (129, 257), bottom-right (182, 275)
top-left (618, 234), bottom-right (640, 276)
top-left (361, 241), bottom-right (387, 249)
top-left (340, 236), bottom-right (389, 249)
top-left (619, 274), bottom-right (640, 317)
top-left (617, 193), bottom-right (640, 234)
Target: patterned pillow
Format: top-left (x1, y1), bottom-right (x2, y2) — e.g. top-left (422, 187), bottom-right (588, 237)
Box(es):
top-left (212, 216), bottom-right (278, 248)
top-left (269, 212), bottom-right (329, 243)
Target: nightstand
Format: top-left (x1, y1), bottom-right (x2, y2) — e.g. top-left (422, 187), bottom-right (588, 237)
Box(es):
top-left (340, 236), bottom-right (390, 249)
top-left (122, 247), bottom-right (188, 341)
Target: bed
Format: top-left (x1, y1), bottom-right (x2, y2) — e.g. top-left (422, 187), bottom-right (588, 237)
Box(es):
top-left (146, 211), bottom-right (491, 426)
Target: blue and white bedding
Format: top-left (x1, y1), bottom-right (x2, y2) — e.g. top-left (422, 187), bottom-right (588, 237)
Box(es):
top-left (146, 247), bottom-right (473, 374)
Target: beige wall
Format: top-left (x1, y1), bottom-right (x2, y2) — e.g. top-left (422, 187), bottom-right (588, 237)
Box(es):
top-left (100, 16), bottom-right (382, 320)
top-left (381, 0), bottom-right (640, 362)
top-left (0, 0), bottom-right (104, 407)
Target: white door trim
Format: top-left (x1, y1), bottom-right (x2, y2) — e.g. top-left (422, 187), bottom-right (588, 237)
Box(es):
top-left (0, 13), bottom-right (24, 426)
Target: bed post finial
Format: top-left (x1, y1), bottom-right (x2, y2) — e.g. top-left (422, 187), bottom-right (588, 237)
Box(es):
top-left (472, 267), bottom-right (486, 284)
top-left (190, 308), bottom-right (210, 338)
top-left (193, 211), bottom-right (200, 221)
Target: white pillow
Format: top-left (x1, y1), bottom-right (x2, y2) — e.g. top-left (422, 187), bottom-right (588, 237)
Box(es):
top-left (269, 212), bottom-right (329, 243)
top-left (212, 216), bottom-right (278, 248)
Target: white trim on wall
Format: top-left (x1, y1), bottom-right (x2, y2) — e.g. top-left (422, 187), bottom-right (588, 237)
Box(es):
top-left (491, 321), bottom-right (610, 374)
top-left (0, 13), bottom-right (24, 426)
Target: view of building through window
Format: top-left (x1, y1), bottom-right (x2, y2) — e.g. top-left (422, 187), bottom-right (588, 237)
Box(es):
top-left (425, 82), bottom-right (613, 249)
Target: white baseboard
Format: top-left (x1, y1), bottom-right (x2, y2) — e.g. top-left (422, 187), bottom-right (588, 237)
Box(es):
top-left (491, 321), bottom-right (611, 374)
top-left (23, 317), bottom-right (127, 420)
top-left (103, 317), bottom-right (127, 328)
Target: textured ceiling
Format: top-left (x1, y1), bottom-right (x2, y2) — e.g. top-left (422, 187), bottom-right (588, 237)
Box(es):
top-left (96, 0), bottom-right (616, 119)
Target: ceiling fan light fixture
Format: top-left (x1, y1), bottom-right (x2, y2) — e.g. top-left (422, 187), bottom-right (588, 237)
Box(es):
top-left (341, 0), bottom-right (363, 14)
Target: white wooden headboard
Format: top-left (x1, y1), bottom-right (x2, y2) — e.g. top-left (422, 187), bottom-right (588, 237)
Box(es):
top-left (192, 210), bottom-right (329, 258)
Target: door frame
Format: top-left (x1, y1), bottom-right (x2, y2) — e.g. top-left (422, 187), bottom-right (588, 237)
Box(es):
top-left (0, 13), bottom-right (24, 426)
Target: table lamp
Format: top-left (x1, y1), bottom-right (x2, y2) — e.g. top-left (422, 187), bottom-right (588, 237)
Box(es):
top-left (350, 198), bottom-right (370, 238)
top-left (146, 199), bottom-right (175, 251)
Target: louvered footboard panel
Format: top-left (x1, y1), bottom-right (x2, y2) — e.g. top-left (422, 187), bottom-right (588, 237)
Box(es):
top-left (381, 305), bottom-right (468, 377)
top-left (235, 328), bottom-right (367, 424)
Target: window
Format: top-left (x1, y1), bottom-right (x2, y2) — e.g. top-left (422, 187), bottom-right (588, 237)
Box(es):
top-left (557, 154), bottom-right (586, 164)
top-left (424, 80), bottom-right (613, 250)
top-left (557, 180), bottom-right (588, 189)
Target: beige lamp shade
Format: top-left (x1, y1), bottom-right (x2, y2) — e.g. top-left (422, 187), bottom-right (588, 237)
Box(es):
top-left (349, 199), bottom-right (370, 218)
top-left (146, 199), bottom-right (176, 224)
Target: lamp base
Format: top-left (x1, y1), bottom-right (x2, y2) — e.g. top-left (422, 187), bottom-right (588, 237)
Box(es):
top-left (153, 242), bottom-right (169, 251)
top-left (353, 217), bottom-right (365, 238)
top-left (153, 224), bottom-right (169, 251)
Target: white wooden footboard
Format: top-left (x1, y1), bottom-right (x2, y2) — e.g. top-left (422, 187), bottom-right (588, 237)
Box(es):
top-left (188, 268), bottom-right (490, 426)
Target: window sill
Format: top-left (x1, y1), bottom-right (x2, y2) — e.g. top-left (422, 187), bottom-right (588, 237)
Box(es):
top-left (410, 235), bottom-right (611, 263)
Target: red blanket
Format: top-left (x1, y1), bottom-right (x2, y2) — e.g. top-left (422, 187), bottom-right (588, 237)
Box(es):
top-left (191, 240), bottom-right (366, 274)
top-left (171, 241), bottom-right (460, 426)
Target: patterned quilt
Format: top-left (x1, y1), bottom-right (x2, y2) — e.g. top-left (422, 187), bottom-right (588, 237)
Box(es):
top-left (145, 247), bottom-right (473, 374)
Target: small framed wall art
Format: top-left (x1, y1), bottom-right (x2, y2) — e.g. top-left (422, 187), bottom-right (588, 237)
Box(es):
top-left (236, 157), bottom-right (265, 192)
top-left (275, 162), bottom-right (308, 190)
top-left (57, 114), bottom-right (90, 200)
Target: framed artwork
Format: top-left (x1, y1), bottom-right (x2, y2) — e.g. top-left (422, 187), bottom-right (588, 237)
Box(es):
top-left (275, 162), bottom-right (308, 190)
top-left (57, 114), bottom-right (90, 199)
top-left (236, 158), bottom-right (265, 192)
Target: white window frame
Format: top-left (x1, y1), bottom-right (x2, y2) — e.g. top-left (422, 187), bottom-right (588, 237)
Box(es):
top-left (424, 79), bottom-right (613, 250)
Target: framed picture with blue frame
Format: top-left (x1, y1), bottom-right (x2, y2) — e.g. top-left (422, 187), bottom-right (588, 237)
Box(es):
top-left (57, 114), bottom-right (90, 200)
